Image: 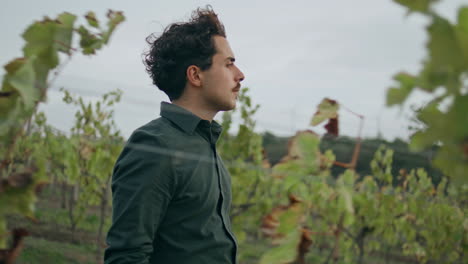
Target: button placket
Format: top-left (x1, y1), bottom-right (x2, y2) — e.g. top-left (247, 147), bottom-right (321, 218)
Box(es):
top-left (210, 125), bottom-right (238, 264)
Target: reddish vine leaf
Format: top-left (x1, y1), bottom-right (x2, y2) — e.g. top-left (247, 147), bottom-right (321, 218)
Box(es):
top-left (261, 194), bottom-right (304, 242)
top-left (260, 194), bottom-right (316, 264)
top-left (324, 117), bottom-right (339, 137)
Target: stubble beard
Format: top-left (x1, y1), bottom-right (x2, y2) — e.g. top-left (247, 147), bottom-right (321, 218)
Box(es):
top-left (212, 85), bottom-right (240, 112)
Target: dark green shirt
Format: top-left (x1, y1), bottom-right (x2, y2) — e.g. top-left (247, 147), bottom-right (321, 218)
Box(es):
top-left (104, 102), bottom-right (237, 264)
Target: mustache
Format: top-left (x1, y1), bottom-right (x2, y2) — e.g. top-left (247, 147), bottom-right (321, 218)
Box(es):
top-left (233, 84), bottom-right (241, 91)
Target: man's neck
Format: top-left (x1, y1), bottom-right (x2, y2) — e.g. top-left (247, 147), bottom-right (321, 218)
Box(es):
top-left (172, 98), bottom-right (217, 122)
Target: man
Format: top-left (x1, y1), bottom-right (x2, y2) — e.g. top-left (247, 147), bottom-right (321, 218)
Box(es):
top-left (104, 6), bottom-right (245, 264)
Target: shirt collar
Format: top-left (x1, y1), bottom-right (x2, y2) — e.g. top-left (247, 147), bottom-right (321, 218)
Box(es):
top-left (160, 102), bottom-right (223, 138)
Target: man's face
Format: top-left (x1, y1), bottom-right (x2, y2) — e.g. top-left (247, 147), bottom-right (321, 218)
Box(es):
top-left (199, 36), bottom-right (245, 112)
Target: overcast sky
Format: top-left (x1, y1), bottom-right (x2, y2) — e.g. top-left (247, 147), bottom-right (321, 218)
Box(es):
top-left (1, 0), bottom-right (466, 140)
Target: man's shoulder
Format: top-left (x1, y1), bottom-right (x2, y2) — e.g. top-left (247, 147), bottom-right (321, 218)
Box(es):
top-left (119, 117), bottom-right (176, 162)
top-left (133, 117), bottom-right (167, 134)
top-left (127, 116), bottom-right (182, 146)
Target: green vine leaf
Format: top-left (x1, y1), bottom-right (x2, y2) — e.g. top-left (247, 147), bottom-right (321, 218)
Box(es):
top-left (77, 25), bottom-right (102, 55)
top-left (386, 72), bottom-right (416, 106)
top-left (393, 0), bottom-right (440, 14)
top-left (22, 19), bottom-right (60, 69)
top-left (427, 16), bottom-right (467, 73)
top-left (310, 98), bottom-right (339, 126)
top-left (259, 230), bottom-right (301, 264)
top-left (456, 7), bottom-right (468, 66)
top-left (54, 12), bottom-right (77, 54)
top-left (102, 10), bottom-right (125, 44)
top-left (4, 57), bottom-right (38, 108)
top-left (85, 11), bottom-right (99, 28)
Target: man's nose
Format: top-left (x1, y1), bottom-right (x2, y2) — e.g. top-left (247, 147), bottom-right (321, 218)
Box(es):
top-left (237, 67), bottom-right (245, 82)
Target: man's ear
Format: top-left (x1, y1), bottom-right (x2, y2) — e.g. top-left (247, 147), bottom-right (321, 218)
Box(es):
top-left (186, 65), bottom-right (202, 87)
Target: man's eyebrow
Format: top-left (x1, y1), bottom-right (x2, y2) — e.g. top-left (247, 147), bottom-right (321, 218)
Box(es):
top-left (225, 57), bottom-right (236, 62)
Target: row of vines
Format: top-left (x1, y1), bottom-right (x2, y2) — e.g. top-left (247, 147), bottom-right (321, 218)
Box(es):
top-left (0, 10), bottom-right (125, 263)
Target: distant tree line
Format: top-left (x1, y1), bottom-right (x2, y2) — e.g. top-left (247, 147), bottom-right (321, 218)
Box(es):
top-left (262, 131), bottom-right (443, 184)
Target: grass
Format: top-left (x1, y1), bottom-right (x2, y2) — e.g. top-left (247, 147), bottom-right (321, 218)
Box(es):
top-left (6, 185), bottom-right (108, 263)
top-left (17, 236), bottom-right (96, 264)
top-left (34, 186), bottom-right (112, 234)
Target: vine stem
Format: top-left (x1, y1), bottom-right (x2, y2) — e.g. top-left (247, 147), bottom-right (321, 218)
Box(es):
top-left (329, 101), bottom-right (365, 171)
top-left (322, 213), bottom-right (344, 264)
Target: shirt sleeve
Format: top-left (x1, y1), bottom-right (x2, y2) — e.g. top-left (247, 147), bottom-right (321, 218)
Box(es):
top-left (104, 129), bottom-right (175, 264)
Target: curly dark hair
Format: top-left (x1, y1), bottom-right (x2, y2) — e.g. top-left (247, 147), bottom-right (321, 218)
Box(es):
top-left (143, 6), bottom-right (226, 101)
